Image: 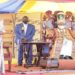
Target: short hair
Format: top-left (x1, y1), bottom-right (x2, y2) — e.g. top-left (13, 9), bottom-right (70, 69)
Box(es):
top-left (23, 16), bottom-right (28, 19)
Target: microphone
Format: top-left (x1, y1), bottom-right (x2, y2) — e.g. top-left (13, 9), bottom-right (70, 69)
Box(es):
top-left (22, 26), bottom-right (24, 33)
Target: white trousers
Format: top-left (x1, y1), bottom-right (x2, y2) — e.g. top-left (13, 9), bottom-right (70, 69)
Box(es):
top-left (0, 38), bottom-right (5, 74)
top-left (60, 38), bottom-right (73, 56)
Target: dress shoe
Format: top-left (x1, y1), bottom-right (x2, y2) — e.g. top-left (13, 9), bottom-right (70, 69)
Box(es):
top-left (18, 64), bottom-right (22, 66)
top-left (25, 64), bottom-right (33, 68)
top-left (64, 56), bottom-right (73, 59)
top-left (27, 65), bottom-right (32, 67)
top-left (69, 56), bottom-right (73, 59)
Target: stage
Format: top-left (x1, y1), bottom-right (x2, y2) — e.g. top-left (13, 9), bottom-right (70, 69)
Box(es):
top-left (4, 59), bottom-right (75, 75)
top-left (5, 70), bottom-right (75, 75)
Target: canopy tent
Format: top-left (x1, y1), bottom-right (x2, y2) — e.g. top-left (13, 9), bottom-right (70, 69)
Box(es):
top-left (0, 0), bottom-right (25, 13)
top-left (18, 0), bottom-right (75, 13)
top-left (0, 0), bottom-right (75, 13)
top-left (38, 0), bottom-right (75, 3)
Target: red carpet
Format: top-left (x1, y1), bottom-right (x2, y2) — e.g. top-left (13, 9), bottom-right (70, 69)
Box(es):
top-left (4, 72), bottom-right (41, 75)
top-left (4, 60), bottom-right (75, 75)
top-left (4, 71), bottom-right (75, 75)
top-left (59, 60), bottom-right (75, 69)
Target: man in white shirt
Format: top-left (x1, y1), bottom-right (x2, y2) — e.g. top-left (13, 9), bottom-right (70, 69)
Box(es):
top-left (23, 23), bottom-right (28, 35)
top-left (15, 16), bottom-right (35, 67)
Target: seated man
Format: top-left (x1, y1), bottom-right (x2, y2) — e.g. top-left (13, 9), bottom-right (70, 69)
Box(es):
top-left (15, 16), bottom-right (35, 66)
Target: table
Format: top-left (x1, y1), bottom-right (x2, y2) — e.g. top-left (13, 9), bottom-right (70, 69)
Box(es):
top-left (22, 41), bottom-right (50, 66)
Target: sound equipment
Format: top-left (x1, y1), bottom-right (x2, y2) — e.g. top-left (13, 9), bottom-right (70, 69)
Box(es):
top-left (39, 57), bottom-right (59, 68)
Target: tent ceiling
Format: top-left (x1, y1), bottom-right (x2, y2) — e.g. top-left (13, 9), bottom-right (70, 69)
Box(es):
top-left (19, 1), bottom-right (75, 13)
top-left (0, 0), bottom-right (25, 13)
top-left (37, 0), bottom-right (75, 3)
top-left (0, 0), bottom-right (75, 13)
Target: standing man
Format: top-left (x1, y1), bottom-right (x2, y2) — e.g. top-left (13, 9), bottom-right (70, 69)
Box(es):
top-left (0, 19), bottom-right (5, 75)
top-left (15, 16), bottom-right (35, 66)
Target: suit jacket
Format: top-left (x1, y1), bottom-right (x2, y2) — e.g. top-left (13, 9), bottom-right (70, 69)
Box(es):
top-left (15, 23), bottom-right (35, 44)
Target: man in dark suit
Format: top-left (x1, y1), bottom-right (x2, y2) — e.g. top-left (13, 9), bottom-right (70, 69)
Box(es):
top-left (15, 16), bottom-right (35, 66)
